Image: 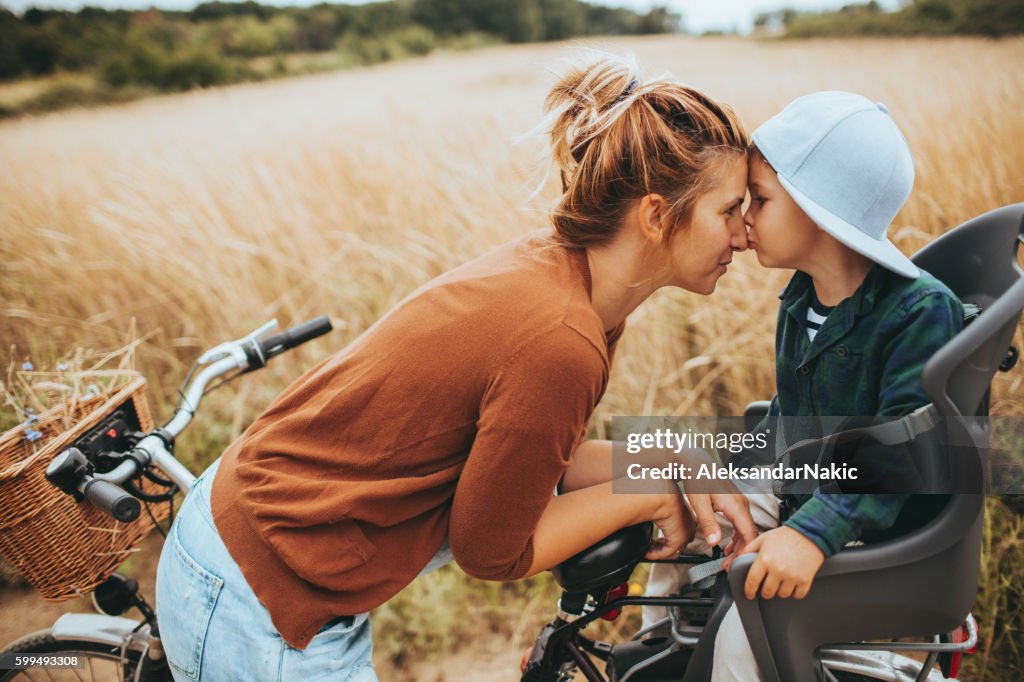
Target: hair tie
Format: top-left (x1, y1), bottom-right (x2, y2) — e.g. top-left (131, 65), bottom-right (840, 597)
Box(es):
top-left (613, 79), bottom-right (639, 106)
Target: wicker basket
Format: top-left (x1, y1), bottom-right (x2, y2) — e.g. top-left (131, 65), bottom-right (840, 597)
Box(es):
top-left (0, 376), bottom-right (169, 600)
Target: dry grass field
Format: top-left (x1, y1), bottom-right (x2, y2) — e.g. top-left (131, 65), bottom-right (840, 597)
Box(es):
top-left (2, 34), bottom-right (1023, 679)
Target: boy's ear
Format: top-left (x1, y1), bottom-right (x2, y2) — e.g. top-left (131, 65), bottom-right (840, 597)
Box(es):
top-left (638, 193), bottom-right (669, 244)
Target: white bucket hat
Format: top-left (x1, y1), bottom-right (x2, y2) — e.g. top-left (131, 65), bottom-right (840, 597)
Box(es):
top-left (752, 91), bottom-right (919, 279)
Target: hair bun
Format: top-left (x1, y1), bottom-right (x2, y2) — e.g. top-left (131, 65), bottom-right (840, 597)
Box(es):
top-left (544, 52), bottom-right (642, 166)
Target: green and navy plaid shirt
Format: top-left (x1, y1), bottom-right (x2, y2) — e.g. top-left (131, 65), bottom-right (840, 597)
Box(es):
top-left (759, 264), bottom-right (963, 557)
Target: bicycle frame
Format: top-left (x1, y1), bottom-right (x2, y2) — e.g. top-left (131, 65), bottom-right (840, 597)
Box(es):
top-left (524, 563), bottom-right (978, 682)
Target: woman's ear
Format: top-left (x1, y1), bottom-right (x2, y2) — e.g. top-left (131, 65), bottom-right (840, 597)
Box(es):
top-left (637, 194), bottom-right (669, 245)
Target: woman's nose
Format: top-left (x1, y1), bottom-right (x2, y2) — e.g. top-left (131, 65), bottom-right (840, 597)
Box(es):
top-left (730, 217), bottom-right (749, 251)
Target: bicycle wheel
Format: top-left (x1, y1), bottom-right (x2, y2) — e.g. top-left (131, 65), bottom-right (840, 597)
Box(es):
top-left (0, 629), bottom-right (142, 682)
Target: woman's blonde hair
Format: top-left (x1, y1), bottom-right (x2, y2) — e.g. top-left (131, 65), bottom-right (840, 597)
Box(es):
top-left (542, 51), bottom-right (748, 248)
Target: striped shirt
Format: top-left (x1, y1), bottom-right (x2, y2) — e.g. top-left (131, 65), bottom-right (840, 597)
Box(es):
top-left (805, 288), bottom-right (834, 341)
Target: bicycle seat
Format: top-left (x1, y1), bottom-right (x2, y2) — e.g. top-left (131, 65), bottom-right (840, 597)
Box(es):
top-left (729, 203), bottom-right (1024, 682)
top-left (551, 523), bottom-right (652, 593)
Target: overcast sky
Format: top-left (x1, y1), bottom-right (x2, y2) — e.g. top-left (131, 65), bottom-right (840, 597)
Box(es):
top-left (1, 0), bottom-right (905, 34)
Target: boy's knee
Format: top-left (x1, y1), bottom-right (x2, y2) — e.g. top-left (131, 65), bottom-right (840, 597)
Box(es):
top-left (746, 492), bottom-right (781, 527)
top-left (712, 606), bottom-right (762, 682)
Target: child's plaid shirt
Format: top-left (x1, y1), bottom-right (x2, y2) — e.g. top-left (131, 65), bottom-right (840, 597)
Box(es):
top-left (757, 264), bottom-right (963, 556)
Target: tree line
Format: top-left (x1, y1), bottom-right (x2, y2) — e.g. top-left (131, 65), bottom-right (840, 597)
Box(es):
top-left (0, 0), bottom-right (680, 88)
top-left (755, 0), bottom-right (1024, 38)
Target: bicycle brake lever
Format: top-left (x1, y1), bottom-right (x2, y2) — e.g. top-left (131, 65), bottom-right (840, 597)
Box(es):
top-left (197, 319), bottom-right (279, 364)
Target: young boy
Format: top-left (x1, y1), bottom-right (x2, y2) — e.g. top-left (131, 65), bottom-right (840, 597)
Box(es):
top-left (644, 91), bottom-right (964, 681)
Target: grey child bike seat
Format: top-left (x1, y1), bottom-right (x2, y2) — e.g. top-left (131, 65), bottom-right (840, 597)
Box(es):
top-left (728, 203), bottom-right (1024, 682)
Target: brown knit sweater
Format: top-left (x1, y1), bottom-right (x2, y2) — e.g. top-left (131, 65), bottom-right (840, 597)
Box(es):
top-left (210, 229), bottom-right (624, 649)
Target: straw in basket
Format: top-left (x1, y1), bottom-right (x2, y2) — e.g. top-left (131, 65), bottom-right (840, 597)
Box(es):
top-left (0, 370), bottom-right (169, 601)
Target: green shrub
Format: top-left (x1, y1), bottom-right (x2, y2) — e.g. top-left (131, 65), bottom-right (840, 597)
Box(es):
top-left (267, 14), bottom-right (299, 53)
top-left (228, 16), bottom-right (280, 57)
top-left (100, 42), bottom-right (233, 91)
top-left (98, 39), bottom-right (168, 88)
top-left (26, 78), bottom-right (106, 110)
top-left (392, 24), bottom-right (437, 56)
top-left (335, 32), bottom-right (392, 66)
top-left (778, 0), bottom-right (1024, 38)
top-left (99, 53), bottom-right (135, 88)
top-left (18, 27), bottom-right (62, 76)
top-left (441, 31), bottom-right (501, 51)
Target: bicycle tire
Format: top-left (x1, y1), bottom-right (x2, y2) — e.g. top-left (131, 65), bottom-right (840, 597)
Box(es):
top-left (0, 629), bottom-right (142, 682)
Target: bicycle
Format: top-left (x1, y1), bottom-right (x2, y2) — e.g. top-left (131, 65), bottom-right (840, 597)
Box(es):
top-left (519, 203), bottom-right (1024, 681)
top-left (519, 520), bottom-right (978, 682)
top-left (0, 315), bottom-right (333, 682)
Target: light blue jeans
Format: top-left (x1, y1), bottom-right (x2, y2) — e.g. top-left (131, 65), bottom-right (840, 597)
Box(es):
top-left (156, 459), bottom-right (450, 681)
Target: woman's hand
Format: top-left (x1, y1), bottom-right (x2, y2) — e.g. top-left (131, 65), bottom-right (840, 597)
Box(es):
top-left (665, 450), bottom-right (759, 554)
top-left (688, 492), bottom-right (758, 553)
top-left (645, 486), bottom-right (696, 560)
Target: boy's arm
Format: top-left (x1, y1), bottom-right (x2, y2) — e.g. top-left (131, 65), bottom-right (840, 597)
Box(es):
top-left (784, 493), bottom-right (903, 557)
top-left (784, 291), bottom-right (964, 557)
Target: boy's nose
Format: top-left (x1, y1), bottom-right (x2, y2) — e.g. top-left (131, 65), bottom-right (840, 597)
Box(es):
top-left (742, 204), bottom-right (755, 227)
top-left (730, 219), bottom-right (749, 251)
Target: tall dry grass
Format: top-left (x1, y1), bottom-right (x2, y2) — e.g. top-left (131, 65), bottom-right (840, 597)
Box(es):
top-left (2, 35), bottom-right (1023, 678)
top-left (3, 37), bottom-right (1022, 428)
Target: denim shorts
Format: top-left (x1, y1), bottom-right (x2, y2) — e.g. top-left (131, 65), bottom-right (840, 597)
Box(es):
top-left (155, 459), bottom-right (378, 681)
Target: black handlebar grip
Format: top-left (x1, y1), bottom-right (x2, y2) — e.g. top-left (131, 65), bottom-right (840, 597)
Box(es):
top-left (83, 478), bottom-right (141, 523)
top-left (258, 315), bottom-right (333, 361)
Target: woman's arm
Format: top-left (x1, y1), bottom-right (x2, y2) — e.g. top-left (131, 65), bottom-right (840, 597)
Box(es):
top-left (561, 439), bottom-right (759, 556)
top-left (447, 329), bottom-right (755, 580)
top-left (522, 477), bottom-right (690, 578)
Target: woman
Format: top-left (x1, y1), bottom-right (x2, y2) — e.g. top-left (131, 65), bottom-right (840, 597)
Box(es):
top-left (156, 52), bottom-right (758, 681)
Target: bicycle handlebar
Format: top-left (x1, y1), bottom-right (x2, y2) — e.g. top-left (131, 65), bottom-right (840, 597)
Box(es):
top-left (46, 447), bottom-right (141, 521)
top-left (247, 315), bottom-right (333, 370)
top-left (83, 478), bottom-right (141, 522)
top-left (50, 315), bottom-right (334, 521)
top-left (164, 315), bottom-right (334, 439)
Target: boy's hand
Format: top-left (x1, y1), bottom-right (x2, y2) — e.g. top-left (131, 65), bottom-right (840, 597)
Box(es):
top-left (729, 526), bottom-right (825, 600)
